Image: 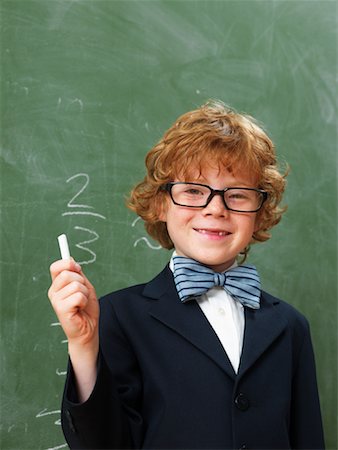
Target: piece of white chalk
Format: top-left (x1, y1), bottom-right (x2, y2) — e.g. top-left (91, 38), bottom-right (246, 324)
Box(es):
top-left (57, 234), bottom-right (71, 260)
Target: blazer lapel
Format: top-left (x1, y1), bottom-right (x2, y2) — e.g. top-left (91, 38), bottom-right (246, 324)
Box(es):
top-left (238, 291), bottom-right (288, 379)
top-left (143, 268), bottom-right (288, 382)
top-left (144, 266), bottom-right (236, 380)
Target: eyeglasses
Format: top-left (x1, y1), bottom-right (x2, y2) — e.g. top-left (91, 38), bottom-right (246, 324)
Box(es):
top-left (162, 182), bottom-right (268, 213)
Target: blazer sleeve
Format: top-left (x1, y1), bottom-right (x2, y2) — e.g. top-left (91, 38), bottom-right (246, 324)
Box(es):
top-left (61, 297), bottom-right (144, 449)
top-left (61, 352), bottom-right (134, 449)
top-left (289, 318), bottom-right (325, 449)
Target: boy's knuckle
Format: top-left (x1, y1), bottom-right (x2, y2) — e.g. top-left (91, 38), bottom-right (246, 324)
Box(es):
top-left (74, 291), bottom-right (86, 303)
top-left (47, 286), bottom-right (54, 300)
top-left (59, 270), bottom-right (71, 284)
top-left (49, 288), bottom-right (56, 300)
top-left (71, 280), bottom-right (82, 291)
top-left (51, 300), bottom-right (62, 316)
top-left (57, 270), bottom-right (66, 281)
top-left (49, 265), bottom-right (58, 279)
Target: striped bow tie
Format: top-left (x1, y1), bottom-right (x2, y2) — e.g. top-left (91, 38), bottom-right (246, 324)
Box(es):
top-left (173, 256), bottom-right (261, 309)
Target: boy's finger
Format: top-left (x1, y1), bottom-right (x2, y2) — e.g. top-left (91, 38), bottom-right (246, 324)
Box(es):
top-left (50, 282), bottom-right (89, 310)
top-left (49, 258), bottom-right (82, 281)
top-left (51, 278), bottom-right (89, 302)
top-left (49, 271), bottom-right (86, 299)
top-left (80, 271), bottom-right (95, 292)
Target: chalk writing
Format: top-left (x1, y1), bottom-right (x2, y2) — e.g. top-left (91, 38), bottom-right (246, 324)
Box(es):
top-left (74, 226), bottom-right (99, 265)
top-left (38, 172), bottom-right (107, 449)
top-left (133, 236), bottom-right (162, 250)
top-left (131, 216), bottom-right (161, 250)
top-left (46, 444), bottom-right (67, 450)
top-left (66, 173), bottom-right (92, 209)
top-left (62, 172), bottom-right (106, 264)
top-left (36, 408), bottom-right (61, 426)
top-left (62, 173), bottom-right (107, 220)
top-left (62, 210), bottom-right (107, 219)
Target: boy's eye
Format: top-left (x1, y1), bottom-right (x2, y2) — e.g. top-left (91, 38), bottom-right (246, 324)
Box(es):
top-left (226, 190), bottom-right (256, 202)
top-left (228, 192), bottom-right (248, 199)
top-left (184, 188), bottom-right (205, 196)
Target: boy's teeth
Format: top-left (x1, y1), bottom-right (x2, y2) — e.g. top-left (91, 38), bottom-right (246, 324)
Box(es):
top-left (199, 229), bottom-right (227, 236)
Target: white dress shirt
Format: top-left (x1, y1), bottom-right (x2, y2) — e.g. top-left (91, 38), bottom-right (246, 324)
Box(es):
top-left (170, 253), bottom-right (245, 373)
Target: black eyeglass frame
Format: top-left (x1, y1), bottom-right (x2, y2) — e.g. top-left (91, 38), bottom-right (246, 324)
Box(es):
top-left (162, 182), bottom-right (268, 213)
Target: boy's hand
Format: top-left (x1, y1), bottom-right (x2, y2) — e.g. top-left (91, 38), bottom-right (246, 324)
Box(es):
top-left (48, 259), bottom-right (99, 402)
top-left (48, 259), bottom-right (99, 350)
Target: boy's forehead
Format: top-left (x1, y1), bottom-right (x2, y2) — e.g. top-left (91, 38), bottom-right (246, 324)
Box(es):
top-left (174, 160), bottom-right (246, 177)
top-left (174, 164), bottom-right (259, 185)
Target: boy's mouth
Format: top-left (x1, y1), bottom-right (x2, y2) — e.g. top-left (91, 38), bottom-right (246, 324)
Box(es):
top-left (194, 228), bottom-right (231, 237)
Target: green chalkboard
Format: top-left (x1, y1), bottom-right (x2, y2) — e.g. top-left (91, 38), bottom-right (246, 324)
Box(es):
top-left (1, 1), bottom-right (336, 449)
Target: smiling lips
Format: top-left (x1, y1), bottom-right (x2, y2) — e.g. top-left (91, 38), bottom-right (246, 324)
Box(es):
top-left (194, 228), bottom-right (231, 237)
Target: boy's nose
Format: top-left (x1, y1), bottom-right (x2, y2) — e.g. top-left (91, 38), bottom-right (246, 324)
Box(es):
top-left (203, 193), bottom-right (228, 216)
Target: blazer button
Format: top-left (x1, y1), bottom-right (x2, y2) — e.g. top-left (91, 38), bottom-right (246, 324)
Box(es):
top-left (234, 393), bottom-right (250, 411)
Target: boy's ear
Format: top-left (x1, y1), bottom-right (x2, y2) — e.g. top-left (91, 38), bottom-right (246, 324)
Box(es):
top-left (158, 211), bottom-right (167, 222)
top-left (158, 205), bottom-right (167, 222)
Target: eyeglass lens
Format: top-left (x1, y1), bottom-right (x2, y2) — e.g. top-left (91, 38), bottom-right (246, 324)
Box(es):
top-left (170, 183), bottom-right (264, 212)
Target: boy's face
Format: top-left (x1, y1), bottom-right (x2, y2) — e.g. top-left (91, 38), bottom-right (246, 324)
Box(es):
top-left (159, 166), bottom-right (259, 272)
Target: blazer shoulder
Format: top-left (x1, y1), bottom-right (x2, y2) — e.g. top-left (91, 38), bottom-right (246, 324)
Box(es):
top-left (99, 265), bottom-right (172, 310)
top-left (100, 282), bottom-right (147, 302)
top-left (261, 290), bottom-right (310, 332)
top-left (99, 282), bottom-right (149, 318)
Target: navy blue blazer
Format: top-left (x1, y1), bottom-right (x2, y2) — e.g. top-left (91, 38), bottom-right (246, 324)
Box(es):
top-left (62, 265), bottom-right (325, 449)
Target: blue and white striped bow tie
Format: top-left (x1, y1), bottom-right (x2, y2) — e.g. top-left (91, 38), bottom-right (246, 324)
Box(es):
top-left (173, 256), bottom-right (261, 309)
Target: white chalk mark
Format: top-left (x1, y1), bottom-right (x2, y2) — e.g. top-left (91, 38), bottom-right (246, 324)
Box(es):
top-left (62, 210), bottom-right (106, 220)
top-left (61, 339), bottom-right (68, 344)
top-left (10, 81), bottom-right (29, 95)
top-left (36, 408), bottom-right (61, 418)
top-left (133, 237), bottom-right (162, 250)
top-left (46, 444), bottom-right (67, 450)
top-left (56, 368), bottom-right (67, 376)
top-left (74, 226), bottom-right (99, 265)
top-left (35, 408), bottom-right (61, 425)
top-left (69, 98), bottom-right (84, 112)
top-left (131, 216), bottom-right (161, 250)
top-left (66, 173), bottom-right (94, 209)
top-left (50, 322), bottom-right (61, 327)
top-left (132, 216), bottom-right (141, 227)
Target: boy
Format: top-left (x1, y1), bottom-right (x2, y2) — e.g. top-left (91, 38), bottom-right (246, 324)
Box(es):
top-left (48, 100), bottom-right (324, 449)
